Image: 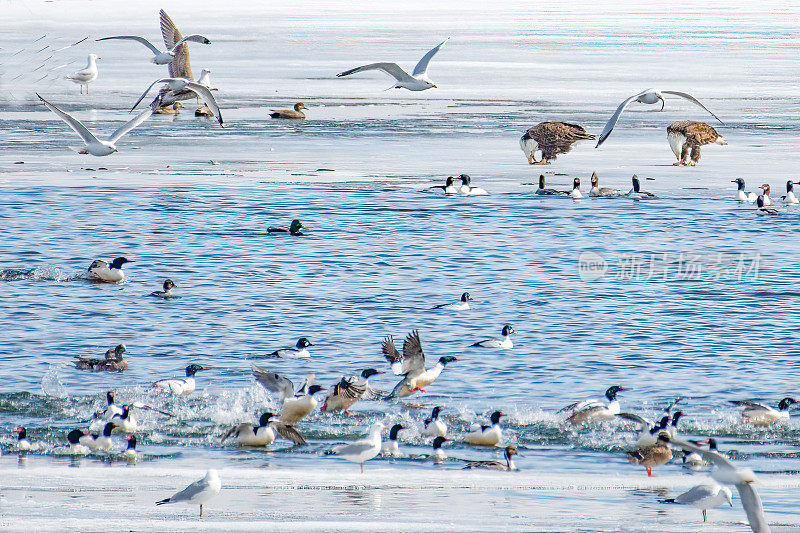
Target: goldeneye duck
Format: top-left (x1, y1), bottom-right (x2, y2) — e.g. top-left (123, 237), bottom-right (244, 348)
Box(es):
top-left (627, 175), bottom-right (657, 199)
top-left (756, 195), bottom-right (779, 215)
top-left (268, 337), bottom-right (313, 358)
top-left (150, 279), bottom-right (178, 298)
top-left (569, 177), bottom-right (582, 199)
top-left (589, 172), bottom-right (623, 197)
top-left (534, 174), bottom-right (568, 196)
top-left (731, 178), bottom-right (756, 203)
top-left (268, 219), bottom-right (305, 236)
top-left (153, 364), bottom-right (210, 395)
top-left (433, 292), bottom-right (471, 311)
top-left (88, 257), bottom-right (134, 283)
top-left (782, 180), bottom-right (799, 205)
top-left (426, 176), bottom-right (459, 194)
top-left (471, 325), bottom-right (514, 349)
top-left (464, 411), bottom-right (503, 446)
top-left (457, 174), bottom-right (488, 196)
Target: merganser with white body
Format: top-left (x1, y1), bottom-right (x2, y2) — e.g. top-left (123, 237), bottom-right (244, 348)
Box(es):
top-left (431, 436), bottom-right (448, 462)
top-left (382, 330), bottom-right (458, 399)
top-left (82, 422), bottom-right (116, 451)
top-left (251, 364), bottom-right (325, 424)
top-left (154, 364), bottom-right (210, 395)
top-left (121, 435), bottom-right (138, 462)
top-left (268, 338), bottom-right (313, 358)
top-left (381, 424), bottom-right (405, 457)
top-left (464, 446), bottom-right (518, 471)
top-left (730, 397), bottom-right (798, 426)
top-left (156, 469), bottom-right (221, 518)
top-left (663, 483), bottom-right (733, 523)
top-left (426, 176), bottom-right (459, 195)
top-left (627, 175), bottom-right (658, 199)
top-left (103, 391), bottom-right (124, 419)
top-left (660, 434), bottom-right (769, 533)
top-left (732, 178), bottom-right (757, 203)
top-left (464, 411), bottom-right (503, 447)
top-left (534, 174), bottom-right (568, 196)
top-left (111, 404), bottom-right (138, 432)
top-left (433, 292), bottom-right (472, 311)
top-left (150, 279), bottom-right (177, 298)
top-left (67, 429), bottom-right (91, 456)
top-left (421, 406), bottom-right (447, 438)
top-left (589, 172), bottom-right (623, 197)
top-left (221, 411), bottom-right (306, 447)
top-left (782, 181), bottom-right (799, 205)
top-left (560, 386), bottom-right (629, 424)
top-left (322, 368), bottom-right (382, 413)
top-left (326, 422), bottom-right (385, 472)
top-left (16, 427), bottom-right (31, 451)
top-left (668, 411), bottom-right (684, 438)
top-left (470, 325), bottom-right (514, 349)
top-left (88, 257), bottom-right (134, 282)
top-left (756, 195), bottom-right (779, 215)
top-left (457, 174), bottom-right (488, 196)
top-left (569, 177), bottom-right (583, 199)
top-left (682, 440), bottom-right (708, 470)
top-left (760, 184), bottom-right (772, 206)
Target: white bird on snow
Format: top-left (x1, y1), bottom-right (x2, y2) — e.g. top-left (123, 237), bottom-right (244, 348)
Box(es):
top-left (156, 469), bottom-right (221, 517)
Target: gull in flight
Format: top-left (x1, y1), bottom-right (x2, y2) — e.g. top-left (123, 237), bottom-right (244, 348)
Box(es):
top-left (131, 78), bottom-right (223, 127)
top-left (65, 54), bottom-right (99, 94)
top-left (336, 38), bottom-right (449, 91)
top-left (36, 93), bottom-right (152, 156)
top-left (156, 469), bottom-right (221, 517)
top-left (96, 34), bottom-right (210, 65)
top-left (596, 88), bottom-right (723, 147)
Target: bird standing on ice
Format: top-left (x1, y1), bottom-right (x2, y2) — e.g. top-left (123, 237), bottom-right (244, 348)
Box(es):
top-left (66, 54), bottom-right (100, 94)
top-left (519, 122), bottom-right (595, 165)
top-left (157, 469), bottom-right (221, 517)
top-left (667, 121), bottom-right (726, 166)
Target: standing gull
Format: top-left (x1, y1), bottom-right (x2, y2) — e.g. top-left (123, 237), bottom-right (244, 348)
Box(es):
top-left (662, 483), bottom-right (733, 523)
top-left (667, 121), bottom-right (726, 166)
top-left (519, 122), bottom-right (595, 165)
top-left (337, 39), bottom-right (448, 91)
top-left (96, 33), bottom-right (210, 65)
top-left (157, 469), bottom-right (221, 517)
top-left (65, 54), bottom-right (99, 94)
top-left (325, 422), bottom-right (385, 472)
top-left (37, 94), bottom-right (152, 156)
top-left (597, 88), bottom-right (723, 147)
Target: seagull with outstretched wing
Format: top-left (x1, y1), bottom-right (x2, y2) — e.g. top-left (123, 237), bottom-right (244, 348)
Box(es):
top-left (96, 33), bottom-right (210, 65)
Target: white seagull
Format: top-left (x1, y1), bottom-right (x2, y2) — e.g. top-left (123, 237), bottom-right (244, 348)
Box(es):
top-left (66, 54), bottom-right (99, 94)
top-left (156, 469), bottom-right (221, 517)
top-left (325, 422), bottom-right (385, 472)
top-left (663, 482), bottom-right (733, 523)
top-left (596, 88), bottom-right (723, 147)
top-left (336, 38), bottom-right (449, 91)
top-left (96, 34), bottom-right (210, 65)
top-left (37, 94), bottom-right (152, 156)
top-left (130, 78), bottom-right (223, 127)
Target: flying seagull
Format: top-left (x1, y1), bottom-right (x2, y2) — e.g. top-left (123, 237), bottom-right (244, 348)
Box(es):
top-left (96, 34), bottom-right (210, 65)
top-left (336, 38), bottom-right (449, 91)
top-left (131, 78), bottom-right (222, 127)
top-left (596, 88), bottom-right (723, 147)
top-left (36, 93), bottom-right (152, 156)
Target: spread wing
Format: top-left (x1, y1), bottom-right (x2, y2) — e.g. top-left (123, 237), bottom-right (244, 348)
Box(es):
top-left (412, 38), bottom-right (448, 76)
top-left (96, 36), bottom-right (161, 55)
top-left (251, 363), bottom-right (294, 400)
top-left (730, 400), bottom-right (770, 410)
top-left (337, 62), bottom-right (415, 83)
top-left (362, 384), bottom-right (382, 400)
top-left (596, 91), bottom-right (648, 147)
top-left (736, 482), bottom-right (770, 533)
top-left (402, 330), bottom-right (426, 376)
top-left (160, 9), bottom-right (193, 80)
top-left (108, 108), bottom-right (152, 143)
top-left (186, 82), bottom-right (223, 127)
top-left (131, 78), bottom-right (174, 111)
top-left (333, 376), bottom-right (366, 401)
top-left (169, 34), bottom-right (211, 54)
top-left (382, 336), bottom-right (404, 375)
top-left (662, 91), bottom-right (723, 124)
top-left (615, 412), bottom-right (654, 428)
top-left (271, 422), bottom-right (306, 445)
top-left (36, 93), bottom-right (101, 145)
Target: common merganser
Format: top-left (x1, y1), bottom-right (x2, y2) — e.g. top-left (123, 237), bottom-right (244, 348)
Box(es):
top-left (75, 344), bottom-right (127, 371)
top-left (421, 406), bottom-right (447, 438)
top-left (569, 177), bottom-right (582, 199)
top-left (426, 176), bottom-right (459, 194)
top-left (433, 292), bottom-right (472, 311)
top-left (111, 404), bottom-right (138, 432)
top-left (82, 422), bottom-right (116, 451)
top-left (16, 427), bottom-right (31, 451)
top-left (268, 219), bottom-right (306, 236)
top-left (782, 181), bottom-right (799, 205)
top-left (321, 368), bottom-right (382, 413)
top-left (534, 174), bottom-right (568, 196)
top-left (431, 436), bottom-right (448, 462)
top-left (457, 174), bottom-right (489, 196)
top-left (121, 435), bottom-right (138, 461)
top-left (102, 391), bottom-right (124, 419)
top-left (154, 364), bottom-right (210, 395)
top-left (662, 483), bottom-right (733, 523)
top-left (88, 257), bottom-right (134, 282)
top-left (464, 446), bottom-right (518, 471)
top-left (589, 172), bottom-right (623, 197)
top-left (268, 337), bottom-right (313, 358)
top-left (381, 423), bottom-right (406, 457)
top-left (732, 178), bottom-right (756, 203)
top-left (561, 386), bottom-right (629, 424)
top-left (150, 279), bottom-right (177, 298)
top-left (67, 429), bottom-right (91, 456)
top-left (760, 184), bottom-right (772, 205)
top-left (470, 325), bottom-right (514, 349)
top-left (627, 430), bottom-right (672, 476)
top-left (326, 422), bottom-right (385, 472)
top-left (382, 330), bottom-right (457, 398)
top-left (627, 175), bottom-right (657, 199)
top-left (682, 440), bottom-right (707, 469)
top-left (464, 411), bottom-right (503, 446)
top-left (251, 364), bottom-right (325, 423)
top-left (269, 102), bottom-right (307, 119)
top-left (730, 397), bottom-right (798, 426)
top-left (756, 195), bottom-right (779, 215)
top-left (221, 411), bottom-right (306, 447)
top-left (156, 469), bottom-right (221, 518)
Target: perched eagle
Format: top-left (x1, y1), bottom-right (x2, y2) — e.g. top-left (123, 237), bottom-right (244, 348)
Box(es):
top-left (519, 122), bottom-right (596, 165)
top-left (667, 121), bottom-right (726, 166)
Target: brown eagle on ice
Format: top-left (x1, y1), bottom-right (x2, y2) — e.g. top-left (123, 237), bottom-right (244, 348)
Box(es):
top-left (667, 120), bottom-right (726, 166)
top-left (519, 122), bottom-right (596, 165)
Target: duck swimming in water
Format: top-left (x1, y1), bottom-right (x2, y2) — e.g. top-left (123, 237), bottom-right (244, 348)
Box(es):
top-left (589, 172), bottom-right (623, 197)
top-left (569, 177), bottom-right (582, 199)
top-left (154, 102), bottom-right (182, 115)
top-left (560, 386), bottom-right (629, 424)
top-left (150, 279), bottom-right (177, 298)
top-left (464, 411), bottom-right (504, 447)
top-left (732, 178), bottom-right (757, 203)
top-left (533, 174), bottom-right (568, 196)
top-left (730, 397), bottom-right (798, 426)
top-left (426, 176), bottom-right (459, 194)
top-left (457, 174), bottom-right (488, 196)
top-left (381, 423), bottom-right (406, 457)
top-left (433, 292), bottom-right (472, 311)
top-left (88, 257), bottom-right (134, 282)
top-left (627, 175), bottom-right (658, 199)
top-left (269, 102), bottom-right (307, 119)
top-left (464, 446), bottom-right (518, 470)
top-left (153, 364), bottom-right (210, 395)
top-left (74, 344), bottom-right (127, 372)
top-left (268, 337), bottom-right (313, 358)
top-left (782, 180), bottom-right (798, 205)
top-left (268, 219), bottom-right (306, 236)
top-left (470, 325), bottom-right (514, 349)
top-left (221, 411), bottom-right (306, 446)
top-left (421, 406), bottom-right (447, 438)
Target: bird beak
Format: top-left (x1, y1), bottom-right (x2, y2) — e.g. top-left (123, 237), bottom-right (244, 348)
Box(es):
top-left (432, 85), bottom-right (438, 88)
top-left (200, 366), bottom-right (211, 371)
